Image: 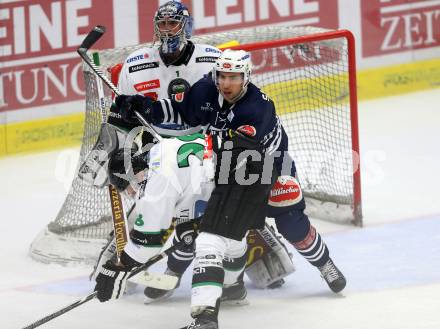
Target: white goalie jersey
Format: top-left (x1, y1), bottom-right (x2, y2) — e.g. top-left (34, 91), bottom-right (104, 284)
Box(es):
top-left (117, 42), bottom-right (221, 135)
top-left (118, 42), bottom-right (221, 102)
top-left (124, 133), bottom-right (214, 264)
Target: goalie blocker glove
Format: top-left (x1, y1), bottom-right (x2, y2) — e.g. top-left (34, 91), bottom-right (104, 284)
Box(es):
top-left (94, 252), bottom-right (140, 302)
top-left (107, 94), bottom-right (156, 130)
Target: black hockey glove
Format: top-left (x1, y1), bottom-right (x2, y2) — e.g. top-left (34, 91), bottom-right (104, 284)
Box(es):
top-left (94, 259), bottom-right (134, 302)
top-left (115, 94), bottom-right (155, 125)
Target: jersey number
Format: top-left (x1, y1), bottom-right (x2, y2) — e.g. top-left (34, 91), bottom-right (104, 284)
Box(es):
top-left (176, 133), bottom-right (205, 168)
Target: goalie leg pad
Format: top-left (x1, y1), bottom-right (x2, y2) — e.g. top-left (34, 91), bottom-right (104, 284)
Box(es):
top-left (245, 224), bottom-right (296, 288)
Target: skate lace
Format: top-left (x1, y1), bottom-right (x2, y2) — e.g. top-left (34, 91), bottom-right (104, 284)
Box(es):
top-left (320, 261), bottom-right (339, 283)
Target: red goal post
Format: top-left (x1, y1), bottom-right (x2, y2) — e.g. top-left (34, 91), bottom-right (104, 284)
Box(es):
top-left (29, 26), bottom-right (362, 266)
top-left (226, 29), bottom-right (361, 225)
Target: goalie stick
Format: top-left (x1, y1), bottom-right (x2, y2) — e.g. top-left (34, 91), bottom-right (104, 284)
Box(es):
top-left (21, 239), bottom-right (191, 329)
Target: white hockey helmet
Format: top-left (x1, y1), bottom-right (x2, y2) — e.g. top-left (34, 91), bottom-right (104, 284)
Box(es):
top-left (213, 49), bottom-right (252, 102)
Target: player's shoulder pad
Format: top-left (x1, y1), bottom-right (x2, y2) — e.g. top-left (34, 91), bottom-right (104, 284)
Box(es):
top-left (193, 44), bottom-right (221, 63)
top-left (192, 73), bottom-right (216, 90)
top-left (245, 83), bottom-right (274, 110)
top-left (195, 43), bottom-right (222, 55)
top-left (188, 75), bottom-right (217, 102)
top-left (125, 47), bottom-right (159, 65)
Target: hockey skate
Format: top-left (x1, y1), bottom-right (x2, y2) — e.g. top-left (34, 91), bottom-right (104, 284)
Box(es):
top-left (144, 268), bottom-right (181, 302)
top-left (318, 258), bottom-right (346, 293)
top-left (179, 306), bottom-right (219, 329)
top-left (220, 280), bottom-right (249, 306)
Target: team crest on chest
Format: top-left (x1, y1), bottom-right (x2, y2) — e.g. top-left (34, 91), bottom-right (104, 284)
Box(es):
top-left (201, 102), bottom-right (213, 112)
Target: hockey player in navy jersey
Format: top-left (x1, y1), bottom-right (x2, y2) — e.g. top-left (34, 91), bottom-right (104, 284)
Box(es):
top-left (112, 49), bottom-right (347, 329)
top-left (100, 0), bottom-right (296, 303)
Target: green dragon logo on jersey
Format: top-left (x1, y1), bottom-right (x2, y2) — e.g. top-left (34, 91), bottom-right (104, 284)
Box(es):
top-left (176, 133), bottom-right (205, 168)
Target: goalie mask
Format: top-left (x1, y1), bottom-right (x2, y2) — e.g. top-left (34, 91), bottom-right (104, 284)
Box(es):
top-left (213, 49), bottom-right (252, 103)
top-left (153, 1), bottom-right (193, 54)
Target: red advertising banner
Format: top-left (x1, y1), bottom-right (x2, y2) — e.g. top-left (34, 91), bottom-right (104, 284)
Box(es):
top-left (0, 0), bottom-right (114, 112)
top-left (1, 0), bottom-right (339, 113)
top-left (139, 0), bottom-right (338, 41)
top-left (361, 0), bottom-right (440, 57)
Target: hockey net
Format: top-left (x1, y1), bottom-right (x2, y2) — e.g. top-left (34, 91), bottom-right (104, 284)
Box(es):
top-left (29, 26), bottom-right (362, 265)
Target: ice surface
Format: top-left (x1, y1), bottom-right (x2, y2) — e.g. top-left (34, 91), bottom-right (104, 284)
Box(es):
top-left (1, 89), bottom-right (439, 329)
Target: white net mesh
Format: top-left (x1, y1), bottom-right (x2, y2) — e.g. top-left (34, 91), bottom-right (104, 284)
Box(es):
top-left (29, 26), bottom-right (361, 265)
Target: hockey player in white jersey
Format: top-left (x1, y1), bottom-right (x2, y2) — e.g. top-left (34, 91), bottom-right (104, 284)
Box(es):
top-left (92, 1), bottom-right (222, 299)
top-left (113, 0), bottom-right (221, 135)
top-left (93, 132), bottom-right (249, 312)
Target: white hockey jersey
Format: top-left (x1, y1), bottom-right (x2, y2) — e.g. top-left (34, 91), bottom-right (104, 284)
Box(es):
top-left (117, 42), bottom-right (221, 135)
top-left (124, 133), bottom-right (214, 263)
top-left (118, 42), bottom-right (221, 104)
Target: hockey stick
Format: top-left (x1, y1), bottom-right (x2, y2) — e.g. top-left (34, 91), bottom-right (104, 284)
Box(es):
top-left (21, 239), bottom-right (189, 329)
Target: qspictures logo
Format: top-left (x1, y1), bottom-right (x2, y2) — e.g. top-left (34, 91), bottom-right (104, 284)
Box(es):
top-left (361, 0), bottom-right (440, 57)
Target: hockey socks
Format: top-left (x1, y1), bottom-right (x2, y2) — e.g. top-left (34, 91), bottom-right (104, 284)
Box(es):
top-left (292, 225), bottom-right (346, 293)
top-left (291, 225), bottom-right (329, 268)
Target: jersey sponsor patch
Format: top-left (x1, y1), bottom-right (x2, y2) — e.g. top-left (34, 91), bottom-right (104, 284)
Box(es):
top-left (268, 176), bottom-right (303, 207)
top-left (134, 79), bottom-right (160, 92)
top-left (237, 125), bottom-right (256, 137)
top-left (128, 62), bottom-right (159, 73)
top-left (205, 47), bottom-right (221, 54)
top-left (195, 56), bottom-right (218, 63)
top-left (126, 53), bottom-right (149, 63)
top-left (143, 92), bottom-right (158, 101)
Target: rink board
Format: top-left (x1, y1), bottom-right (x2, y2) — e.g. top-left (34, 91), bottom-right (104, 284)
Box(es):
top-left (0, 58), bottom-right (439, 157)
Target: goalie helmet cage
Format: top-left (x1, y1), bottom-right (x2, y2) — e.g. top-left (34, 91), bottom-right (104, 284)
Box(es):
top-left (29, 26), bottom-right (362, 266)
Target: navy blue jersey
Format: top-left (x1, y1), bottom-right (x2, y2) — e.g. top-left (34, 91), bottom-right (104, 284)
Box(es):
top-left (151, 75), bottom-right (288, 156)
